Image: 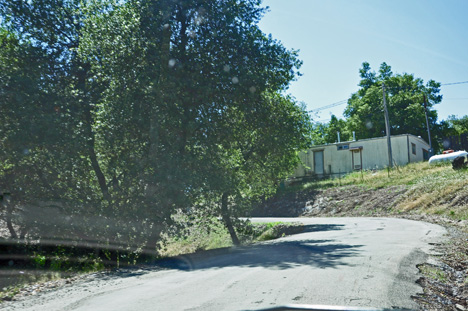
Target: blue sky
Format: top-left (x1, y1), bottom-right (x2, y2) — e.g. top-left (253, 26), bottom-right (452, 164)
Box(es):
top-left (258, 0), bottom-right (468, 123)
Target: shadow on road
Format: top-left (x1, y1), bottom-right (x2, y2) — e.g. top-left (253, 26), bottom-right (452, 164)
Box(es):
top-left (103, 223), bottom-right (359, 278)
top-left (156, 238), bottom-right (362, 272)
top-left (301, 224), bottom-right (345, 233)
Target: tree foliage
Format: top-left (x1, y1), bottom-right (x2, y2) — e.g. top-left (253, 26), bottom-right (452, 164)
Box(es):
top-left (308, 115), bottom-right (350, 145)
top-left (440, 115), bottom-right (468, 137)
top-left (436, 115), bottom-right (468, 151)
top-left (0, 0), bottom-right (311, 256)
top-left (344, 62), bottom-right (441, 146)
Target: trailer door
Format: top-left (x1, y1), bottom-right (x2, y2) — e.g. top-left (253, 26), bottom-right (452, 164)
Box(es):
top-left (314, 150), bottom-right (324, 175)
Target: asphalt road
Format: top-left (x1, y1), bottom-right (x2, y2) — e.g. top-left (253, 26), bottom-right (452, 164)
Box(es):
top-left (3, 217), bottom-right (446, 311)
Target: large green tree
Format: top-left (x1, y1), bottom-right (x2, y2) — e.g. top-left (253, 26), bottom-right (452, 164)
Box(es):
top-left (0, 0), bottom-right (311, 253)
top-left (344, 62), bottom-right (442, 147)
top-left (197, 93), bottom-right (311, 244)
top-left (79, 0), bottom-right (309, 246)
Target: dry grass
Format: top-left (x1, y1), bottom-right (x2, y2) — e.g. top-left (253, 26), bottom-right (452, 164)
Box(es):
top-left (394, 165), bottom-right (468, 216)
top-left (296, 161), bottom-right (451, 191)
top-left (299, 161), bottom-right (468, 219)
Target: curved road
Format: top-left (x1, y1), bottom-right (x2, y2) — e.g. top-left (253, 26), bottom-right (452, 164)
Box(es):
top-left (3, 217), bottom-right (446, 311)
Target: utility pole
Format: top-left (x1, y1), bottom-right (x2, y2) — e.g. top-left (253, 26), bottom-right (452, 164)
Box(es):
top-left (382, 83), bottom-right (393, 168)
top-left (423, 95), bottom-right (433, 156)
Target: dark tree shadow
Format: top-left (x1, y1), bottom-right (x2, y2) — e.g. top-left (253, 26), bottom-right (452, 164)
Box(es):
top-left (301, 224), bottom-right (345, 233)
top-left (154, 238), bottom-right (362, 272)
top-left (117, 222), bottom-right (355, 275)
top-left (5, 223), bottom-right (356, 283)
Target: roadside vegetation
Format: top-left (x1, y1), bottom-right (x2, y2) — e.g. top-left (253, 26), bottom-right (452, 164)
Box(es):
top-left (265, 161), bottom-right (468, 222)
top-left (159, 219), bottom-right (303, 257)
top-left (290, 160), bottom-right (456, 192)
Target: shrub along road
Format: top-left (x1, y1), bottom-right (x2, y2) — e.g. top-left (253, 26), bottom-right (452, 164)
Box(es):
top-left (2, 217), bottom-right (446, 311)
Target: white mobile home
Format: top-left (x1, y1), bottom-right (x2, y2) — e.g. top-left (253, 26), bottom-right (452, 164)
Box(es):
top-left (292, 134), bottom-right (430, 179)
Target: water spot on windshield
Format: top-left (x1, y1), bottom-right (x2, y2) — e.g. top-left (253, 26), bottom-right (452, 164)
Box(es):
top-left (232, 77), bottom-right (239, 84)
top-left (195, 7), bottom-right (206, 25)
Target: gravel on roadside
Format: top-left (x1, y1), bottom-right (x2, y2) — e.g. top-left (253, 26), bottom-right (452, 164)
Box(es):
top-left (399, 215), bottom-right (468, 311)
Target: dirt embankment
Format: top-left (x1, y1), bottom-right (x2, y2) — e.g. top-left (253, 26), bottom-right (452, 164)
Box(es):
top-left (252, 185), bottom-right (408, 217)
top-left (253, 182), bottom-right (468, 220)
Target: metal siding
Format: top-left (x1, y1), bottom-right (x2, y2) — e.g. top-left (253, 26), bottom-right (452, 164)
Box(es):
top-left (292, 135), bottom-right (430, 179)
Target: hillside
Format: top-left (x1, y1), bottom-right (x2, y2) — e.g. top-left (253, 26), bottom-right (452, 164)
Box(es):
top-left (254, 161), bottom-right (468, 223)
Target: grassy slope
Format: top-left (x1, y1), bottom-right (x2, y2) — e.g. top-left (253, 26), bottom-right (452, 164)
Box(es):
top-left (286, 161), bottom-right (468, 221)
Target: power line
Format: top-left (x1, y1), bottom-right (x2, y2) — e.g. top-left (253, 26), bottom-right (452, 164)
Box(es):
top-left (308, 99), bottom-right (347, 113)
top-left (384, 80), bottom-right (468, 90)
top-left (307, 79), bottom-right (468, 114)
top-left (441, 81), bottom-right (468, 86)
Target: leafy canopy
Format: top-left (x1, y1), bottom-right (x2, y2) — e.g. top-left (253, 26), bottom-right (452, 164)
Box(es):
top-left (344, 62), bottom-right (441, 144)
top-left (0, 0), bottom-right (311, 252)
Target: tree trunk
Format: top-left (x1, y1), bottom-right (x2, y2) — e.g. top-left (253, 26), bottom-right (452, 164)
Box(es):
top-left (221, 192), bottom-right (240, 246)
top-left (87, 136), bottom-right (111, 203)
top-left (88, 122), bottom-right (112, 203)
top-left (6, 205), bottom-right (18, 239)
top-left (143, 223), bottom-right (161, 257)
top-left (79, 63), bottom-right (111, 203)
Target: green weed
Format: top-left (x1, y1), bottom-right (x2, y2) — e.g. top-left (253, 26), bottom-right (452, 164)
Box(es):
top-left (419, 264), bottom-right (447, 282)
top-left (0, 285), bottom-right (21, 302)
